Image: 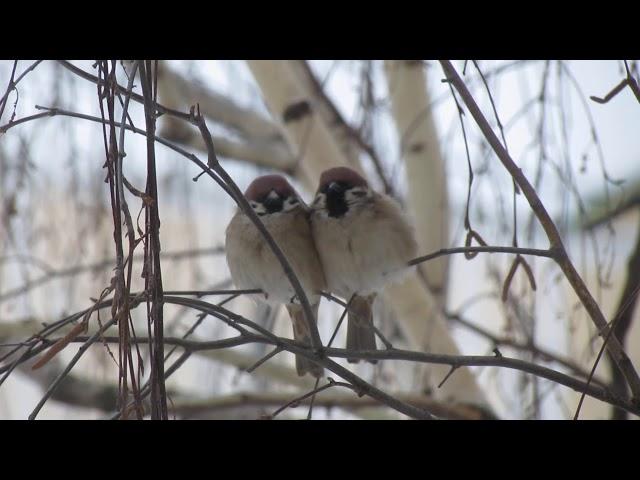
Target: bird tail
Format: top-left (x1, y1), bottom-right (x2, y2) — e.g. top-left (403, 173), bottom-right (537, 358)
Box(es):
top-left (346, 294), bottom-right (378, 364)
top-left (287, 303), bottom-right (324, 378)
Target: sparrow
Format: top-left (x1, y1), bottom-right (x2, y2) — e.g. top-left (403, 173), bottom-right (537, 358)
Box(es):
top-left (225, 175), bottom-right (326, 378)
top-left (310, 167), bottom-right (418, 363)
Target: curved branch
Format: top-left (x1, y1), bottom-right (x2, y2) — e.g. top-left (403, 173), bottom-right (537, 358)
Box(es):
top-left (52, 329), bottom-right (640, 418)
top-left (408, 245), bottom-right (556, 267)
top-left (189, 110), bottom-right (322, 351)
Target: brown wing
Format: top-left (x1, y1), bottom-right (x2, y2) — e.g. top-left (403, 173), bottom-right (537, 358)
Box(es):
top-left (371, 192), bottom-right (418, 262)
top-left (279, 207), bottom-right (326, 297)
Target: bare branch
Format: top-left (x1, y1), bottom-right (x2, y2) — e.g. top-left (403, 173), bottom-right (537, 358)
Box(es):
top-left (188, 107), bottom-right (323, 351)
top-left (590, 61), bottom-right (640, 105)
top-left (409, 245), bottom-right (555, 267)
top-left (440, 60), bottom-right (640, 404)
top-left (28, 317), bottom-right (117, 420)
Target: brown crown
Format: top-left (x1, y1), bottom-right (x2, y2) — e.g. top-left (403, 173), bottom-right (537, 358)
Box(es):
top-left (317, 167), bottom-right (368, 192)
top-left (244, 175), bottom-right (296, 201)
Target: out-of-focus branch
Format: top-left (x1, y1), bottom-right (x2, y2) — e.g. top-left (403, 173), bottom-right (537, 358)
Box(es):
top-left (51, 329), bottom-right (640, 417)
top-left (157, 61), bottom-right (281, 140)
top-left (0, 246), bottom-right (223, 303)
top-left (16, 358), bottom-right (120, 413)
top-left (446, 312), bottom-right (608, 387)
top-left (169, 390), bottom-right (491, 420)
top-left (55, 61), bottom-right (293, 183)
top-left (156, 62), bottom-right (298, 171)
top-left (27, 317), bottom-right (117, 420)
top-left (608, 215), bottom-right (640, 419)
top-left (160, 127), bottom-right (296, 173)
top-left (12, 347), bottom-right (480, 419)
top-left (0, 104), bottom-right (235, 197)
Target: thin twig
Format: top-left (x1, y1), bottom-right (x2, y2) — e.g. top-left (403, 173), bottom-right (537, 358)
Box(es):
top-left (590, 61), bottom-right (640, 105)
top-left (0, 60), bottom-right (43, 122)
top-left (0, 247), bottom-right (223, 303)
top-left (28, 318), bottom-right (117, 420)
top-left (246, 346), bottom-right (283, 374)
top-left (408, 245), bottom-right (556, 267)
top-left (13, 288), bottom-right (640, 419)
top-left (267, 377), bottom-right (355, 419)
top-left (446, 311), bottom-right (607, 387)
top-left (0, 105), bottom-right (235, 198)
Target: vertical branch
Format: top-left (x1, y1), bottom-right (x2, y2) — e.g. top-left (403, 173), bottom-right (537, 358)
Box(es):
top-left (96, 60), bottom-right (140, 419)
top-left (0, 61), bottom-right (18, 122)
top-left (116, 61), bottom-right (145, 419)
top-left (139, 60), bottom-right (168, 420)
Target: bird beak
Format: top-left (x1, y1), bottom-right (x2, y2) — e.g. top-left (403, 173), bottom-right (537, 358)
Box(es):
top-left (328, 182), bottom-right (344, 194)
top-left (263, 190), bottom-right (283, 212)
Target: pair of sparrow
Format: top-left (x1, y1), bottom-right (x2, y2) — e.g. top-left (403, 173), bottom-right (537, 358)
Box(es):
top-left (225, 167), bottom-right (418, 378)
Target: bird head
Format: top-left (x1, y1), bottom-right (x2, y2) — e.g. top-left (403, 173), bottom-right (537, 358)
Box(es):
top-left (313, 167), bottom-right (371, 218)
top-left (244, 175), bottom-right (302, 216)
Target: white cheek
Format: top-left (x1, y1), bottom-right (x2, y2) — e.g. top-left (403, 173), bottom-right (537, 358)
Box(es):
top-left (283, 199), bottom-right (299, 212)
top-left (312, 195), bottom-right (326, 209)
top-left (346, 190), bottom-right (369, 203)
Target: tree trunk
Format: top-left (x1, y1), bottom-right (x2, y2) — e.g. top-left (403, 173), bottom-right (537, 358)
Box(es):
top-left (246, 60), bottom-right (352, 190)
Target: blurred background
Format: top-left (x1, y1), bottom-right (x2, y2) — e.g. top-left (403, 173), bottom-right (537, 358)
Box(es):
top-left (1, 60), bottom-right (639, 419)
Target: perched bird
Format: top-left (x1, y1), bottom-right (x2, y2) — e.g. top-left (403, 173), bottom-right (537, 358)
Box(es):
top-left (310, 167), bottom-right (418, 363)
top-left (225, 175), bottom-right (325, 378)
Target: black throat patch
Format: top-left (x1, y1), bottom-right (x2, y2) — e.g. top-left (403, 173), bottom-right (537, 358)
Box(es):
top-left (261, 194), bottom-right (284, 214)
top-left (325, 188), bottom-right (348, 218)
